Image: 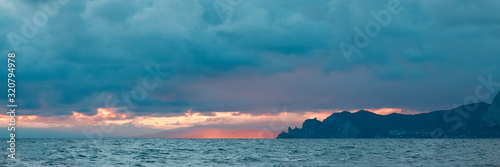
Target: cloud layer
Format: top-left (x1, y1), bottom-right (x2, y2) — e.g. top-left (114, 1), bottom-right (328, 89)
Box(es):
top-left (1, 0), bottom-right (500, 120)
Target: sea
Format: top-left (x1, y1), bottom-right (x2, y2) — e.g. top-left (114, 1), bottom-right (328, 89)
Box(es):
top-left (1, 139), bottom-right (500, 167)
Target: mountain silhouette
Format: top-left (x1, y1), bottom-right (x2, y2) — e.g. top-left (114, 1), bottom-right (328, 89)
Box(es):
top-left (277, 92), bottom-right (500, 138)
top-left (484, 91), bottom-right (500, 126)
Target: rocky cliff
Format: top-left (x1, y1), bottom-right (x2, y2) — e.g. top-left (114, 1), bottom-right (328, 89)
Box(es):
top-left (278, 92), bottom-right (500, 138)
top-left (484, 92), bottom-right (500, 126)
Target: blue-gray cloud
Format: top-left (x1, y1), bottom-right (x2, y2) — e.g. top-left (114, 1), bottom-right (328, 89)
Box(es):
top-left (1, 0), bottom-right (500, 116)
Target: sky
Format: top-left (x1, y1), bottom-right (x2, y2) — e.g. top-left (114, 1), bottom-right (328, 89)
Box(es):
top-left (1, 0), bottom-right (500, 138)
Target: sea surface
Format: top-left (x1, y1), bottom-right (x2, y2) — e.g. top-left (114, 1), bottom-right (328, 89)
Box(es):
top-left (1, 139), bottom-right (500, 167)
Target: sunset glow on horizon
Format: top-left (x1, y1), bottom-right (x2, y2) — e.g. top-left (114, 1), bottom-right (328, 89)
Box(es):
top-left (1, 107), bottom-right (423, 138)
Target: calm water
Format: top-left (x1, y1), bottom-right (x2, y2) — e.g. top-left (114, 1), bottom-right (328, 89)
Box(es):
top-left (1, 139), bottom-right (500, 166)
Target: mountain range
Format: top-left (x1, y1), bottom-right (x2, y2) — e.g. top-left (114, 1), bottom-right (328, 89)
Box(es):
top-left (277, 92), bottom-right (500, 138)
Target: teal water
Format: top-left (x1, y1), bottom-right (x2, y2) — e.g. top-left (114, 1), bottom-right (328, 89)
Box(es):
top-left (1, 139), bottom-right (500, 166)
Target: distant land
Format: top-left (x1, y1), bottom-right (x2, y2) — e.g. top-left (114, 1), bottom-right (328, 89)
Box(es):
top-left (277, 92), bottom-right (500, 138)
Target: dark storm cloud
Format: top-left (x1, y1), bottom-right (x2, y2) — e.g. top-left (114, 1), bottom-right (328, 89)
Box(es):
top-left (1, 0), bottom-right (500, 116)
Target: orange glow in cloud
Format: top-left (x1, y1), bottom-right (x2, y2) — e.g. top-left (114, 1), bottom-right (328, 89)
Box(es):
top-left (0, 108), bottom-right (332, 130)
top-left (365, 108), bottom-right (404, 115)
top-left (345, 108), bottom-right (424, 115)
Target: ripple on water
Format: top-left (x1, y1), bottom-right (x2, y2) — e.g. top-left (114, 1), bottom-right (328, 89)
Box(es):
top-left (2, 139), bottom-right (500, 166)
